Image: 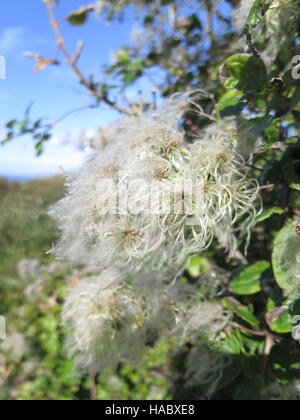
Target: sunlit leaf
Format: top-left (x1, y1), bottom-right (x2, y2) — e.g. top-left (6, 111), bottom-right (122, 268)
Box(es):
top-left (230, 261), bottom-right (271, 295)
top-left (68, 5), bottom-right (95, 26)
top-left (272, 223), bottom-right (300, 293)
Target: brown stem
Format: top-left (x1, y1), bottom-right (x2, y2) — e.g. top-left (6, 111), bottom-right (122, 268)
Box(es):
top-left (233, 323), bottom-right (281, 376)
top-left (249, 183), bottom-right (275, 192)
top-left (205, 2), bottom-right (214, 46)
top-left (51, 105), bottom-right (97, 127)
top-left (261, 333), bottom-right (274, 377)
top-left (45, 2), bottom-right (135, 116)
top-left (90, 375), bottom-right (96, 401)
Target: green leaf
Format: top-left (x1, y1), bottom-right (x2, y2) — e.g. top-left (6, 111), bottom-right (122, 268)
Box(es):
top-left (290, 183), bottom-right (300, 191)
top-left (230, 261), bottom-right (271, 295)
top-left (68, 5), bottom-right (95, 26)
top-left (264, 118), bottom-right (280, 147)
top-left (270, 308), bottom-right (293, 334)
top-left (246, 0), bottom-right (272, 28)
top-left (272, 223), bottom-right (300, 293)
top-left (223, 299), bottom-right (260, 329)
top-left (129, 59), bottom-right (144, 71)
top-left (256, 207), bottom-right (285, 223)
top-left (35, 140), bottom-right (44, 156)
top-left (19, 118), bottom-right (29, 132)
top-left (216, 90), bottom-right (245, 119)
top-left (223, 54), bottom-right (267, 91)
top-left (187, 256), bottom-right (208, 278)
top-left (116, 47), bottom-right (130, 64)
top-left (6, 120), bottom-right (17, 129)
top-left (220, 330), bottom-right (243, 355)
top-left (122, 70), bottom-right (140, 85)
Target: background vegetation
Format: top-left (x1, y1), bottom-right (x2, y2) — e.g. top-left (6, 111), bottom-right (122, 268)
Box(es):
top-left (0, 0), bottom-right (300, 400)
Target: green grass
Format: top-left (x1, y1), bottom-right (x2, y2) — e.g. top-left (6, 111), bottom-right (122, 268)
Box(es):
top-left (0, 177), bottom-right (65, 279)
top-left (0, 177), bottom-right (172, 400)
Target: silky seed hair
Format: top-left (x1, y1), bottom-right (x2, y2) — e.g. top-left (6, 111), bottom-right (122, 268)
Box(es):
top-left (50, 94), bottom-right (260, 282)
top-left (62, 272), bottom-right (231, 375)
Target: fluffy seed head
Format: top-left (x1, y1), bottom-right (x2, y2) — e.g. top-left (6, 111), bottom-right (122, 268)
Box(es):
top-left (50, 95), bottom-right (260, 281)
top-left (62, 271), bottom-right (231, 375)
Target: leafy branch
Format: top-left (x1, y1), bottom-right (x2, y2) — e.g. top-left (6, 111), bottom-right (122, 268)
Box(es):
top-left (43, 0), bottom-right (137, 116)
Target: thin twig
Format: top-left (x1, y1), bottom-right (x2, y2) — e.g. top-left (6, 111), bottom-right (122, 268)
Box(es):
top-left (234, 324), bottom-right (282, 342)
top-left (232, 323), bottom-right (281, 376)
top-left (90, 375), bottom-right (96, 401)
top-left (261, 333), bottom-right (274, 377)
top-left (205, 2), bottom-right (214, 46)
top-left (50, 105), bottom-right (98, 127)
top-left (45, 2), bottom-right (135, 116)
top-left (72, 41), bottom-right (84, 65)
top-left (249, 183), bottom-right (275, 192)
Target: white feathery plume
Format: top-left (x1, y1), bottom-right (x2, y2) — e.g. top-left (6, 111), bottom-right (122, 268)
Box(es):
top-left (62, 272), bottom-right (231, 375)
top-left (50, 94), bottom-right (260, 282)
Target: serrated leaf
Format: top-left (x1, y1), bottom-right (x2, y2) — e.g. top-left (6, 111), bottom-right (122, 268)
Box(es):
top-left (230, 261), bottom-right (271, 295)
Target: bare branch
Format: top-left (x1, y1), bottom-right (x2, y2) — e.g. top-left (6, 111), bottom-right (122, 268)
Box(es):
top-left (44, 1), bottom-right (136, 116)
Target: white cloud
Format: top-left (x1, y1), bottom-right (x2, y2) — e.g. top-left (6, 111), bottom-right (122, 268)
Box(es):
top-left (0, 27), bottom-right (24, 55)
top-left (0, 137), bottom-right (86, 179)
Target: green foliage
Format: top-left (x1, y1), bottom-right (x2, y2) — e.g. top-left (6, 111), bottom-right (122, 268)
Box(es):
top-left (222, 54), bottom-right (267, 91)
top-left (1, 105), bottom-right (51, 156)
top-left (68, 5), bottom-right (95, 26)
top-left (230, 261), bottom-right (271, 295)
top-left (246, 0), bottom-right (272, 28)
top-left (1, 0), bottom-right (300, 401)
top-left (272, 223), bottom-right (300, 294)
top-left (0, 177), bottom-right (64, 278)
top-left (256, 207), bottom-right (285, 223)
top-left (0, 179), bottom-right (172, 400)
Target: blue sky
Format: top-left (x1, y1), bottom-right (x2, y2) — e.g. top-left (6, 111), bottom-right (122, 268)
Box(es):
top-left (0, 0), bottom-right (233, 179)
top-left (0, 0), bottom-right (142, 178)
